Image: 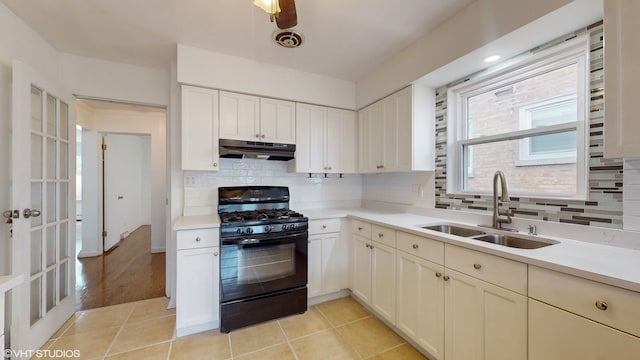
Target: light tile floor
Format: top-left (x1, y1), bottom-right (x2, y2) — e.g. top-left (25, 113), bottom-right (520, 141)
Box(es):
top-left (37, 296), bottom-right (429, 360)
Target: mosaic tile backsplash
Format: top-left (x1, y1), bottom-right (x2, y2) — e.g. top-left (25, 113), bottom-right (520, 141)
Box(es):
top-left (434, 22), bottom-right (625, 229)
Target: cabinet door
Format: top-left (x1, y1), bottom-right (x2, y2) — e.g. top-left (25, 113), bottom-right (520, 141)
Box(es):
top-left (381, 94), bottom-right (399, 172)
top-left (181, 86), bottom-right (219, 171)
top-left (397, 251), bottom-right (444, 359)
top-left (351, 234), bottom-right (372, 303)
top-left (444, 269), bottom-right (526, 360)
top-left (260, 98), bottom-right (295, 144)
top-left (176, 246), bottom-right (220, 336)
top-left (358, 103), bottom-right (383, 173)
top-left (327, 108), bottom-right (357, 173)
top-left (395, 87), bottom-right (413, 171)
top-left (529, 299), bottom-right (640, 360)
top-left (371, 241), bottom-right (396, 324)
top-left (322, 232), bottom-right (347, 293)
top-left (219, 91), bottom-right (259, 141)
top-left (604, 0), bottom-right (640, 158)
top-left (295, 103), bottom-right (326, 173)
top-left (307, 235), bottom-right (323, 297)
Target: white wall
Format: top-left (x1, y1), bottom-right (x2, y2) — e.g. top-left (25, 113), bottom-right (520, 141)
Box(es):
top-left (361, 172), bottom-right (435, 209)
top-left (183, 158), bottom-right (362, 216)
top-left (624, 160), bottom-right (640, 232)
top-left (356, 0), bottom-right (581, 107)
top-left (59, 53), bottom-right (170, 107)
top-left (177, 44), bottom-right (357, 110)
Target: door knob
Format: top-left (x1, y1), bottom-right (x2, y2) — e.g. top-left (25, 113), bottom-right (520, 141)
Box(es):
top-left (3, 210), bottom-right (19, 219)
top-left (23, 208), bottom-right (41, 219)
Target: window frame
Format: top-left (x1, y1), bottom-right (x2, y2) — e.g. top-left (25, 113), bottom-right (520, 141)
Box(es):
top-left (445, 35), bottom-right (590, 199)
top-left (516, 94), bottom-right (578, 166)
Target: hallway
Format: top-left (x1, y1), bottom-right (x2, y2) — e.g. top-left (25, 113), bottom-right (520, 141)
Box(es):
top-left (75, 224), bottom-right (166, 311)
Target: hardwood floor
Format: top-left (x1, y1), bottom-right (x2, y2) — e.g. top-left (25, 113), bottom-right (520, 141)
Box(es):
top-left (75, 225), bottom-right (166, 311)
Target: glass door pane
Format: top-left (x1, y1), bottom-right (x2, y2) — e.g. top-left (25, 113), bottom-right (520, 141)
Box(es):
top-left (31, 86), bottom-right (42, 132)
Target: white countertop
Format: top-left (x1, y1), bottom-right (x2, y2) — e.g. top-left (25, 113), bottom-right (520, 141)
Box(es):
top-left (175, 207), bottom-right (640, 293)
top-left (0, 274), bottom-right (24, 294)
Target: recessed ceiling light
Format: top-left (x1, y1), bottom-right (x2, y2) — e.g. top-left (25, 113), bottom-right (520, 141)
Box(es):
top-left (484, 55), bottom-right (501, 63)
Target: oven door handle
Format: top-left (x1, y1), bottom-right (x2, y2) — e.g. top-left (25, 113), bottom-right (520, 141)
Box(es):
top-left (223, 231), bottom-right (307, 245)
top-left (239, 238), bottom-right (260, 245)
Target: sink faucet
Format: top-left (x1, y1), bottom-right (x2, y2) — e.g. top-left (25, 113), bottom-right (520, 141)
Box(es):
top-left (492, 170), bottom-right (512, 229)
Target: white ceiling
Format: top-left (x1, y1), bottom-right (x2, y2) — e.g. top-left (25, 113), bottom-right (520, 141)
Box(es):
top-left (1, 0), bottom-right (475, 81)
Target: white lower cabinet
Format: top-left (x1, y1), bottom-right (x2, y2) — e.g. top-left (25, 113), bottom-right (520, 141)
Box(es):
top-left (396, 251), bottom-right (445, 359)
top-left (176, 229), bottom-right (220, 337)
top-left (528, 265), bottom-right (640, 359)
top-left (350, 223), bottom-right (397, 324)
top-left (443, 268), bottom-right (527, 360)
top-left (308, 219), bottom-right (348, 298)
top-left (529, 299), bottom-right (640, 359)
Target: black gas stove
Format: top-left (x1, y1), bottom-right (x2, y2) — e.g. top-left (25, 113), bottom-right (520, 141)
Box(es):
top-left (217, 186), bottom-right (308, 333)
top-left (219, 209), bottom-right (308, 238)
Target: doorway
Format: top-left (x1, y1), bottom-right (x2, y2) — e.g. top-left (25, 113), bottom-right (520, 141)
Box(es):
top-left (74, 99), bottom-right (167, 311)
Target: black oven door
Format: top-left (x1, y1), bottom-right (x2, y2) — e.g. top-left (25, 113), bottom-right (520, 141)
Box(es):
top-left (220, 231), bottom-right (308, 303)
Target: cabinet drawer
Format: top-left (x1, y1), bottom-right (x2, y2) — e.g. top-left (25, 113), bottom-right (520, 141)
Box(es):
top-left (350, 219), bottom-right (371, 238)
top-left (445, 244), bottom-right (527, 295)
top-left (177, 228), bottom-right (219, 250)
top-left (371, 225), bottom-right (396, 247)
top-left (309, 218), bottom-right (342, 234)
top-left (396, 231), bottom-right (444, 264)
top-left (529, 266), bottom-right (640, 337)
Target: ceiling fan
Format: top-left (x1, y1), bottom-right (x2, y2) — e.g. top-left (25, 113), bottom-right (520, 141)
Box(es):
top-left (253, 0), bottom-right (298, 29)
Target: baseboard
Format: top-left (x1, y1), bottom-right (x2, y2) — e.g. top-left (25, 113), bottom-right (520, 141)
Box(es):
top-left (308, 289), bottom-right (350, 306)
top-left (176, 320), bottom-right (219, 338)
top-left (151, 247), bottom-right (166, 254)
top-left (77, 250), bottom-right (102, 258)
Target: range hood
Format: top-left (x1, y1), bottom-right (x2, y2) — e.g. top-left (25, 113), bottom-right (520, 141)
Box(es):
top-left (219, 139), bottom-right (295, 161)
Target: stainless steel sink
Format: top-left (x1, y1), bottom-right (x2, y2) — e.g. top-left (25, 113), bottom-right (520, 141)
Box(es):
top-left (422, 224), bottom-right (486, 237)
top-left (470, 234), bottom-right (557, 249)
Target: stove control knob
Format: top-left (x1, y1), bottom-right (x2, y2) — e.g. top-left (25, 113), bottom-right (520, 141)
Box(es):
top-left (247, 227), bottom-right (254, 234)
top-left (237, 229), bottom-right (242, 235)
top-left (265, 225), bottom-right (272, 232)
top-left (282, 224), bottom-right (288, 231)
top-left (290, 224), bottom-right (296, 230)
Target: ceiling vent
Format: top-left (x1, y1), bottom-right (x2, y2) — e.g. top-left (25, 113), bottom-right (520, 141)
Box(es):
top-left (273, 30), bottom-right (304, 48)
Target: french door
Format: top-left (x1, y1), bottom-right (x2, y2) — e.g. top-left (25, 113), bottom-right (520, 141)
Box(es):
top-left (10, 61), bottom-right (76, 351)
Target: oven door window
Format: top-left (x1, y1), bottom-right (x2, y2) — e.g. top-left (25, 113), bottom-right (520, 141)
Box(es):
top-left (237, 243), bottom-right (295, 284)
top-left (220, 232), bottom-right (307, 302)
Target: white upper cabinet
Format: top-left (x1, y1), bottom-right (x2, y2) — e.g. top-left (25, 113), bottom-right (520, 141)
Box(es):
top-left (181, 85), bottom-right (219, 171)
top-left (604, 0), bottom-right (640, 158)
top-left (295, 103), bottom-right (357, 173)
top-left (358, 84), bottom-right (435, 173)
top-left (260, 98), bottom-right (296, 144)
top-left (219, 91), bottom-right (295, 144)
top-left (219, 91), bottom-right (259, 141)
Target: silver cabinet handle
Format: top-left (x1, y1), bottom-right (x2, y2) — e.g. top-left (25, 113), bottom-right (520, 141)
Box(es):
top-left (23, 208), bottom-right (41, 219)
top-left (213, 162), bottom-right (218, 167)
top-left (412, 244), bottom-right (419, 249)
top-left (358, 226), bottom-right (363, 231)
top-left (595, 300), bottom-right (608, 311)
top-left (261, 134), bottom-right (266, 138)
top-left (196, 237), bottom-right (201, 242)
top-left (443, 275), bottom-right (450, 281)
top-left (473, 263), bottom-right (482, 270)
top-left (214, 251), bottom-right (219, 256)
top-left (378, 233), bottom-right (384, 238)
top-left (322, 225), bottom-right (327, 229)
top-left (255, 134), bottom-right (260, 138)
top-left (435, 272), bottom-right (442, 278)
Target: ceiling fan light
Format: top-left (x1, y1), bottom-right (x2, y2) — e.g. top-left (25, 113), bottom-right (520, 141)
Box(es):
top-left (253, 0), bottom-right (280, 15)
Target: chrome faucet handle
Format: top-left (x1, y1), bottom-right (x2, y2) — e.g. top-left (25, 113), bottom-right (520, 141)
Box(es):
top-left (528, 225), bottom-right (537, 235)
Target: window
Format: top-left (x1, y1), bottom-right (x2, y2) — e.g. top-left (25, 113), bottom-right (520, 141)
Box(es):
top-left (446, 36), bottom-right (589, 198)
